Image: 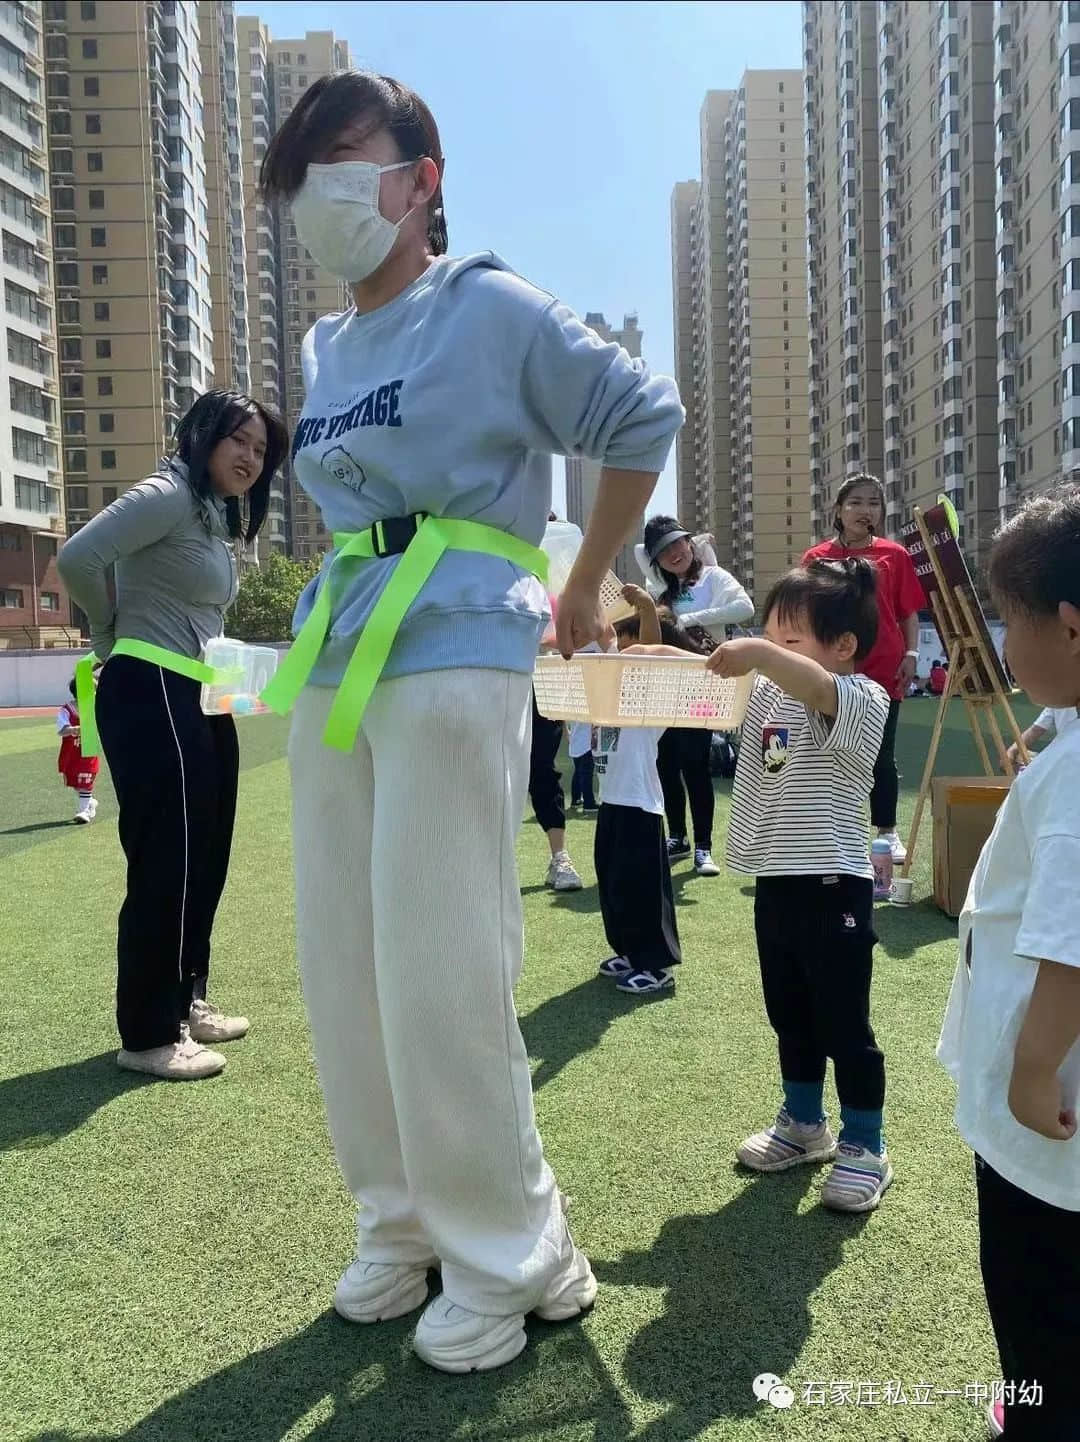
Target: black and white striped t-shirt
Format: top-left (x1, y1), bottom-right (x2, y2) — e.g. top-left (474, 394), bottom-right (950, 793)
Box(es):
top-left (726, 672), bottom-right (889, 879)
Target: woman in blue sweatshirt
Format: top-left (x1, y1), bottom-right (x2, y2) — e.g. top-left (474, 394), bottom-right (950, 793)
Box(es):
top-left (259, 72), bottom-right (683, 1374)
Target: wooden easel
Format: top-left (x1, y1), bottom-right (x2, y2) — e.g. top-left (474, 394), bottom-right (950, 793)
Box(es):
top-left (901, 509), bottom-right (1029, 875)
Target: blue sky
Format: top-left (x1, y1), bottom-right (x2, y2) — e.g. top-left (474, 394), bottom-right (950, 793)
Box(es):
top-left (250, 0), bottom-right (804, 515)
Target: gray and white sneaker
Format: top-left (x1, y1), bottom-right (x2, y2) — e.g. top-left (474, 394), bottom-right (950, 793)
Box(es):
top-left (546, 851), bottom-right (583, 891)
top-left (117, 1026), bottom-right (225, 1081)
top-left (189, 998), bottom-right (249, 1043)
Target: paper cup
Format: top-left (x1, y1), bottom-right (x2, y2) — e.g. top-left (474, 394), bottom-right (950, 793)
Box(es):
top-left (890, 877), bottom-right (914, 906)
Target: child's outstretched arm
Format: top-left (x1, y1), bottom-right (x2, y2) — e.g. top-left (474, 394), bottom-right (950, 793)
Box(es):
top-left (707, 637), bottom-right (838, 715)
top-left (1009, 961), bottom-right (1080, 1140)
top-left (621, 584), bottom-right (661, 646)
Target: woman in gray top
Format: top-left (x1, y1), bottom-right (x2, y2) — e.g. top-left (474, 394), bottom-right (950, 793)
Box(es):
top-left (58, 390), bottom-right (288, 1081)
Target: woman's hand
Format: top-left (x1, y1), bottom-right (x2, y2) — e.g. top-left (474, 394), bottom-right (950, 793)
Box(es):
top-left (556, 580), bottom-right (614, 658)
top-left (896, 654), bottom-right (917, 687)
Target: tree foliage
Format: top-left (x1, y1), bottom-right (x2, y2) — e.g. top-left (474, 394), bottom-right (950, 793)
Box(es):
top-left (227, 552), bottom-right (322, 642)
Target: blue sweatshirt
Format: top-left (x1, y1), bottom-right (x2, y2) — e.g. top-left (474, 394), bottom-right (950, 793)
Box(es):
top-left (291, 252), bottom-right (684, 687)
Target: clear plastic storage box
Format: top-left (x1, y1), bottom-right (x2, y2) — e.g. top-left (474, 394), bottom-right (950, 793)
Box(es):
top-left (533, 652), bottom-right (754, 730)
top-left (199, 637), bottom-right (279, 717)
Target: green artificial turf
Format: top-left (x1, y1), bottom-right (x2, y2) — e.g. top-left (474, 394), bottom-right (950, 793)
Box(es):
top-left (0, 697), bottom-right (1037, 1442)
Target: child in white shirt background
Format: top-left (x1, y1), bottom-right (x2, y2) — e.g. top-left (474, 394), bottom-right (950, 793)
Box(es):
top-left (1006, 703), bottom-right (1079, 769)
top-left (592, 586), bottom-right (683, 997)
top-left (938, 488), bottom-right (1080, 1442)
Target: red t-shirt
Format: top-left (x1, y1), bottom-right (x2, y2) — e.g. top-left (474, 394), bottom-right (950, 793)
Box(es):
top-left (801, 537), bottom-right (925, 700)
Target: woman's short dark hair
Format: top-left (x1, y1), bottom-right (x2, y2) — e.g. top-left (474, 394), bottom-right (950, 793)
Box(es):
top-left (260, 71), bottom-right (447, 256)
top-left (989, 486), bottom-right (1080, 615)
top-left (172, 390), bottom-right (289, 543)
top-left (642, 513), bottom-right (703, 607)
top-left (833, 473), bottom-right (886, 536)
top-left (762, 557), bottom-right (880, 661)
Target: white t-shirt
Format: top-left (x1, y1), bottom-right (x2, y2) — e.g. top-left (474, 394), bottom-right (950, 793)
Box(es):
top-left (937, 723), bottom-right (1080, 1210)
top-left (568, 722), bottom-right (593, 759)
top-left (726, 672), bottom-right (889, 878)
top-left (592, 724), bottom-right (664, 813)
top-left (1033, 705), bottom-right (1080, 742)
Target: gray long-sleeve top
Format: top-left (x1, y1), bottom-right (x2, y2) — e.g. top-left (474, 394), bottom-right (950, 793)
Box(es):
top-left (57, 459), bottom-right (238, 662)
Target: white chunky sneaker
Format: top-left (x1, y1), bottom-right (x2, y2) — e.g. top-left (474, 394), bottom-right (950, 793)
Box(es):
top-left (74, 795), bottom-right (96, 824)
top-left (879, 830), bottom-right (907, 863)
top-left (546, 851), bottom-right (583, 891)
top-left (188, 998), bottom-right (249, 1043)
top-left (116, 1027), bottom-right (225, 1080)
top-left (413, 1203), bottom-right (596, 1373)
top-left (334, 1260), bottom-right (431, 1324)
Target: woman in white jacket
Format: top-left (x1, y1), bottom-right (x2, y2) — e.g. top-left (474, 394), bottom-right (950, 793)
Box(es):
top-left (639, 516), bottom-right (754, 875)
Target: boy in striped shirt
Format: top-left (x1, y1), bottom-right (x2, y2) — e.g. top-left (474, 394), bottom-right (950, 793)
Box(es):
top-left (708, 557), bottom-right (892, 1211)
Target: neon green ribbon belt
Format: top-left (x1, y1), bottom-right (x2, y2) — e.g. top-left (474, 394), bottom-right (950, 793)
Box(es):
top-left (260, 513), bottom-right (549, 753)
top-left (74, 639), bottom-right (239, 760)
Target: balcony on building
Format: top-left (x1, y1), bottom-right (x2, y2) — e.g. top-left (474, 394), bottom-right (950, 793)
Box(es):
top-left (995, 113), bottom-right (1014, 168)
top-left (998, 460), bottom-right (1018, 514)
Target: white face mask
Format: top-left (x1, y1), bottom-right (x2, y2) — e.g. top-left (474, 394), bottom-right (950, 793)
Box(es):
top-left (291, 159), bottom-right (418, 283)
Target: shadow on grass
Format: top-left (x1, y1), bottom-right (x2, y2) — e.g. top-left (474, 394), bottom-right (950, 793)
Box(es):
top-left (0, 819), bottom-right (75, 837)
top-left (874, 899), bottom-right (958, 959)
top-left (0, 1052), bottom-right (153, 1152)
top-left (35, 1303), bottom-right (633, 1442)
top-left (522, 976), bottom-right (641, 1092)
top-left (592, 1169), bottom-right (869, 1440)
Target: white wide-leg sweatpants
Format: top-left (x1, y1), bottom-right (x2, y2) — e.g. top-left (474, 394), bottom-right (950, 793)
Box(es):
top-left (288, 668), bottom-right (566, 1316)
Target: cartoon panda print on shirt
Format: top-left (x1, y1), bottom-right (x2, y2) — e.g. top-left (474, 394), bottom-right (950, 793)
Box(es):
top-left (321, 444), bottom-right (367, 494)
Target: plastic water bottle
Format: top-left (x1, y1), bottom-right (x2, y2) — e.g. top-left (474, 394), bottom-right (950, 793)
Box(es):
top-left (871, 837), bottom-right (894, 902)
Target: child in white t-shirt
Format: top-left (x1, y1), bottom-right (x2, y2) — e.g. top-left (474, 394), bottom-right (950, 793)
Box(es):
top-left (592, 586), bottom-right (682, 996)
top-left (568, 723), bottom-right (596, 811)
top-left (937, 489), bottom-right (1080, 1442)
top-left (1006, 703), bottom-right (1079, 770)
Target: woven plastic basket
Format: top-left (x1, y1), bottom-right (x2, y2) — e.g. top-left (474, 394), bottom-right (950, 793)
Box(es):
top-left (533, 653), bottom-right (754, 729)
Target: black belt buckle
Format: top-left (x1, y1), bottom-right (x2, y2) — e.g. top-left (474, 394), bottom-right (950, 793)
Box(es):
top-left (371, 512), bottom-right (427, 558)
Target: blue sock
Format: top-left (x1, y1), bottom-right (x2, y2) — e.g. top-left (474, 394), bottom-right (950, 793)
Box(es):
top-left (839, 1106), bottom-right (884, 1155)
top-left (782, 1079), bottom-right (826, 1126)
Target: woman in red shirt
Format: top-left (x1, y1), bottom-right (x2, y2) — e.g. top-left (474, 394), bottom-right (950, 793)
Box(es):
top-left (803, 474), bottom-right (925, 861)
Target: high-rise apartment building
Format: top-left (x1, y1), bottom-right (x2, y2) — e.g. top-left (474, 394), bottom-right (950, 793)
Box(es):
top-left (804, 1), bottom-right (1068, 574)
top-left (268, 30), bottom-right (351, 563)
top-left (236, 12), bottom-right (285, 556)
top-left (673, 92), bottom-right (733, 563)
top-left (564, 310), bottom-right (645, 579)
top-left (0, 0), bottom-right (65, 641)
top-left (43, 0), bottom-right (214, 546)
top-left (671, 78), bottom-right (810, 604)
top-left (670, 179), bottom-right (700, 526)
top-left (199, 0), bottom-right (248, 397)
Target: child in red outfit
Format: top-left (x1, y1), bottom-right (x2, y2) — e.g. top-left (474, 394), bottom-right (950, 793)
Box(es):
top-left (57, 677), bottom-right (99, 823)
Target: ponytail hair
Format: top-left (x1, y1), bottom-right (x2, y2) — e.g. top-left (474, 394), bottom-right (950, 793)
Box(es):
top-left (762, 556), bottom-right (879, 661)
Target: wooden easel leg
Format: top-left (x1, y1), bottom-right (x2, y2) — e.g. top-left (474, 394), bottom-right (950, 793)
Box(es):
top-left (985, 707), bottom-right (1012, 775)
top-left (964, 698), bottom-right (994, 777)
top-left (903, 667), bottom-right (955, 876)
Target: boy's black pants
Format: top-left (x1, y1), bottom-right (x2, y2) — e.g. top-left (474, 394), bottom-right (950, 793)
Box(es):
top-left (977, 1154), bottom-right (1080, 1439)
top-left (753, 874), bottom-right (884, 1108)
top-left (97, 656), bottom-right (238, 1051)
top-left (595, 804), bottom-right (681, 971)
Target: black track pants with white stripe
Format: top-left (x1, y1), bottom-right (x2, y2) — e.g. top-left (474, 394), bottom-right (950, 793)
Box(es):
top-left (96, 655), bottom-right (239, 1051)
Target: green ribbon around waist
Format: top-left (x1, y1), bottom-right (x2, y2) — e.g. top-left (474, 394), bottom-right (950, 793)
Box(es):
top-left (74, 638), bottom-right (238, 759)
top-left (260, 514), bottom-right (549, 753)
